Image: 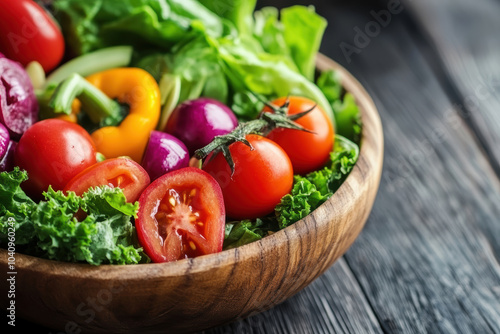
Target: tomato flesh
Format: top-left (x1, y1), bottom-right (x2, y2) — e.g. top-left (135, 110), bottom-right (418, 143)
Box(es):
top-left (64, 158), bottom-right (150, 203)
top-left (155, 186), bottom-right (210, 259)
top-left (136, 167), bottom-right (225, 263)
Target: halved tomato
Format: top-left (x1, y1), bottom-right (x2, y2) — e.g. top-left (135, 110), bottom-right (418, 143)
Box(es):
top-left (135, 167), bottom-right (225, 263)
top-left (64, 158), bottom-right (150, 203)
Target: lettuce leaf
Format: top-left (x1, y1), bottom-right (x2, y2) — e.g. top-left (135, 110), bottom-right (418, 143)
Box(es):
top-left (280, 6), bottom-right (327, 81)
top-left (275, 178), bottom-right (330, 230)
top-left (317, 70), bottom-right (362, 145)
top-left (199, 0), bottom-right (257, 35)
top-left (275, 135), bottom-right (359, 229)
top-left (0, 169), bottom-right (36, 245)
top-left (0, 168), bottom-right (146, 265)
top-left (216, 36), bottom-right (333, 121)
top-left (252, 5), bottom-right (327, 81)
top-left (223, 218), bottom-right (278, 250)
top-left (53, 0), bottom-right (227, 55)
top-left (53, 0), bottom-right (334, 123)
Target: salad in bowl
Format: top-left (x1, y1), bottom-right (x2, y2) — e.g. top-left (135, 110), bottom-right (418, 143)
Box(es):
top-left (0, 1), bottom-right (384, 333)
top-left (0, 0), bottom-right (362, 265)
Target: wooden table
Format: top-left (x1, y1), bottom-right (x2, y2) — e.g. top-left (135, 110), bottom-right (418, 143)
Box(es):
top-left (11, 0), bottom-right (500, 333)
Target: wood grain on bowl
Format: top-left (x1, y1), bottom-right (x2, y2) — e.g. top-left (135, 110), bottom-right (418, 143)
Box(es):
top-left (0, 55), bottom-right (384, 334)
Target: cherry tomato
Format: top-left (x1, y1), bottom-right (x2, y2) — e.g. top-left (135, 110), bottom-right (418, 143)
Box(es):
top-left (135, 167), bottom-right (225, 263)
top-left (64, 158), bottom-right (150, 203)
top-left (202, 134), bottom-right (293, 220)
top-left (0, 0), bottom-right (65, 73)
top-left (14, 119), bottom-right (97, 199)
top-left (265, 96), bottom-right (334, 175)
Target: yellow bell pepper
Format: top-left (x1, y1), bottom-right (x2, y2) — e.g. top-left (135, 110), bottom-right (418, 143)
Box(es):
top-left (49, 68), bottom-right (161, 162)
top-left (85, 68), bottom-right (160, 162)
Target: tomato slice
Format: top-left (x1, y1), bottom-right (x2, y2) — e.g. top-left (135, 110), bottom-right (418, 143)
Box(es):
top-left (135, 167), bottom-right (225, 263)
top-left (64, 158), bottom-right (150, 203)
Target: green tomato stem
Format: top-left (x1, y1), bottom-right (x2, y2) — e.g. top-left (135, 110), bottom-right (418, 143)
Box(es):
top-left (194, 98), bottom-right (316, 175)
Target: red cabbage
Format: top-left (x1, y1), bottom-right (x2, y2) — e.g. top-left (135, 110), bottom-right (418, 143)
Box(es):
top-left (0, 140), bottom-right (16, 172)
top-left (0, 122), bottom-right (8, 160)
top-left (0, 53), bottom-right (38, 139)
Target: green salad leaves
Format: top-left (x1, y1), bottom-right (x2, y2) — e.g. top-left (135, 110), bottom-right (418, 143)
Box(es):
top-left (277, 135), bottom-right (360, 229)
top-left (0, 168), bottom-right (146, 265)
top-left (53, 0), bottom-right (333, 123)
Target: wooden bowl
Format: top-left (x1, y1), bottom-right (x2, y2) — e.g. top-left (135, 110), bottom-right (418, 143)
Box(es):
top-left (0, 54), bottom-right (383, 334)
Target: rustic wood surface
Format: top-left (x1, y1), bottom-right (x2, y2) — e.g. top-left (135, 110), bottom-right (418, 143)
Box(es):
top-left (7, 0), bottom-right (500, 333)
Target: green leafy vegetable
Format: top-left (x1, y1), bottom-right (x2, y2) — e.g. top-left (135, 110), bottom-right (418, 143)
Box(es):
top-left (53, 0), bottom-right (334, 123)
top-left (199, 0), bottom-right (257, 35)
top-left (0, 168), bottom-right (36, 245)
top-left (275, 135), bottom-right (360, 229)
top-left (317, 70), bottom-right (362, 144)
top-left (216, 36), bottom-right (333, 121)
top-left (316, 69), bottom-right (343, 103)
top-left (0, 168), bottom-right (146, 265)
top-left (223, 218), bottom-right (278, 250)
top-left (253, 5), bottom-right (327, 81)
top-left (53, 0), bottom-right (226, 55)
top-left (275, 178), bottom-right (330, 230)
top-left (332, 93), bottom-right (362, 145)
top-left (280, 6), bottom-right (327, 81)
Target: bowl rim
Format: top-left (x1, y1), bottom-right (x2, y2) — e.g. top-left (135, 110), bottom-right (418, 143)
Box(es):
top-left (0, 53), bottom-right (384, 281)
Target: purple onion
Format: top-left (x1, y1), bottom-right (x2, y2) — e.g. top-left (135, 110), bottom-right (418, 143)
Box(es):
top-left (0, 54), bottom-right (38, 140)
top-left (0, 140), bottom-right (17, 172)
top-left (0, 122), bottom-right (9, 160)
top-left (141, 131), bottom-right (190, 181)
top-left (164, 98), bottom-right (238, 155)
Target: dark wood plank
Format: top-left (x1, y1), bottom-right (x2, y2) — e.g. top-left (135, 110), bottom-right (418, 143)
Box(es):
top-left (317, 4), bottom-right (500, 334)
top-left (399, 0), bottom-right (500, 177)
top-left (202, 259), bottom-right (383, 334)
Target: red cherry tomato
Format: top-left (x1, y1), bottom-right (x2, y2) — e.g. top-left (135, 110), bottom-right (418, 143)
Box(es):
top-left (265, 96), bottom-right (334, 175)
top-left (0, 0), bottom-right (65, 72)
top-left (202, 134), bottom-right (293, 220)
top-left (135, 167), bottom-right (225, 263)
top-left (14, 119), bottom-right (96, 199)
top-left (64, 158), bottom-right (150, 203)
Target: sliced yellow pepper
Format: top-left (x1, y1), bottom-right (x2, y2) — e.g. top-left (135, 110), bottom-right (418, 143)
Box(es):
top-left (49, 68), bottom-right (161, 162)
top-left (84, 68), bottom-right (161, 162)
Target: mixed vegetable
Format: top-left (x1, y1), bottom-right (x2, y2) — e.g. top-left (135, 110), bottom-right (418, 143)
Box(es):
top-left (0, 0), bottom-right (362, 265)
